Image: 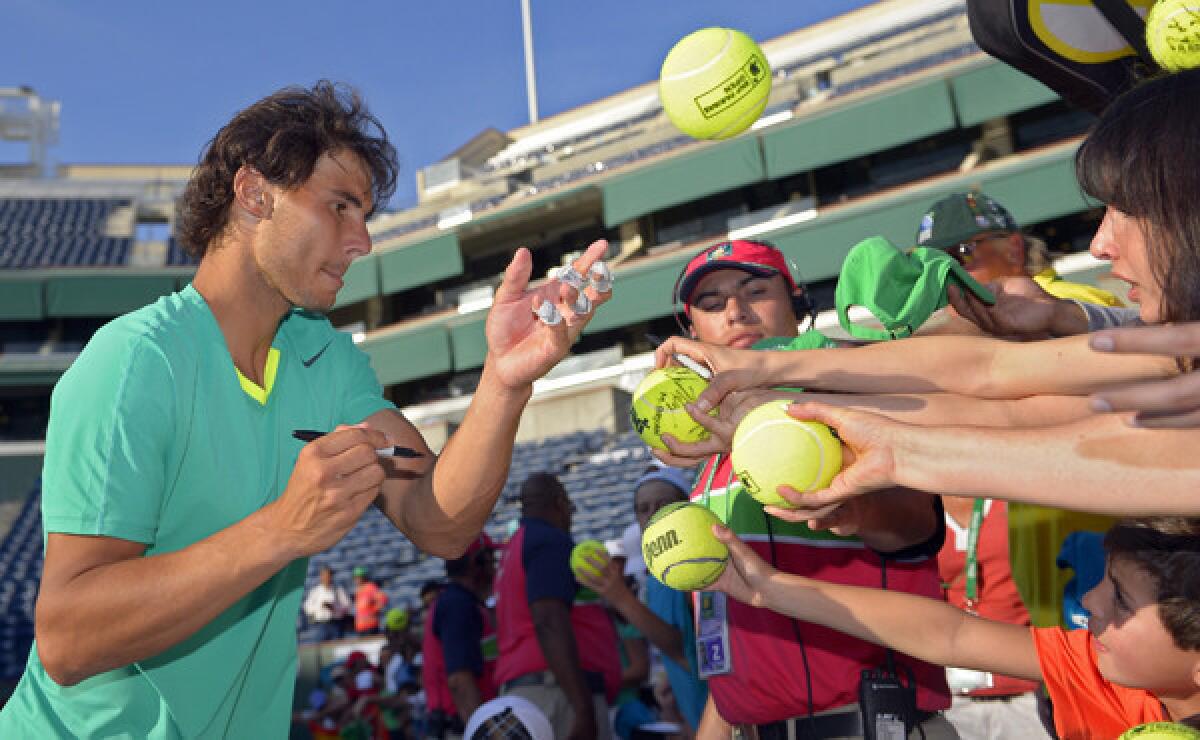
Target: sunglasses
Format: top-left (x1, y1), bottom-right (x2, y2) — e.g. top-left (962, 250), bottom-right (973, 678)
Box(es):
top-left (940, 232), bottom-right (1010, 266)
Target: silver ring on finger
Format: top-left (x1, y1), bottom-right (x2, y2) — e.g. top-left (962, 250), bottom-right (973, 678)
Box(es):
top-left (555, 265), bottom-right (586, 291)
top-left (535, 301), bottom-right (563, 326)
top-left (588, 261), bottom-right (613, 293)
top-left (572, 291), bottom-right (592, 315)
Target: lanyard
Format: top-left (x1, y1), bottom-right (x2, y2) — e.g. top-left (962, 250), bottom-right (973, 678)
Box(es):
top-left (699, 453), bottom-right (734, 523)
top-left (963, 498), bottom-right (987, 612)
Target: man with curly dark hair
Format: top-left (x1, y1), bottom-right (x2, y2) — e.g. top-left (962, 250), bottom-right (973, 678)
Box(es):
top-left (0, 81), bottom-right (612, 737)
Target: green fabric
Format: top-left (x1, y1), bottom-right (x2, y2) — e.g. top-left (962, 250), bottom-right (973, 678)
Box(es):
top-left (0, 285), bottom-right (394, 739)
top-left (752, 329), bottom-right (837, 352)
top-left (835, 236), bottom-right (995, 341)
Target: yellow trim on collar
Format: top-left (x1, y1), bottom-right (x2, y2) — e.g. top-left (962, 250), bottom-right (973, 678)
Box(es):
top-left (235, 347), bottom-right (280, 405)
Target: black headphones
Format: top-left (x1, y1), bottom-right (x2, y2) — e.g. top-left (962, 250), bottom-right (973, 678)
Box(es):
top-left (671, 239), bottom-right (817, 335)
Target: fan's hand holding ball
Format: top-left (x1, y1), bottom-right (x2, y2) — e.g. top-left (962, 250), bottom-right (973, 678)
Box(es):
top-left (570, 539), bottom-right (608, 579)
top-left (659, 27), bottom-right (772, 140)
top-left (641, 502), bottom-right (728, 590)
top-left (630, 367), bottom-right (717, 451)
top-left (731, 401), bottom-right (843, 508)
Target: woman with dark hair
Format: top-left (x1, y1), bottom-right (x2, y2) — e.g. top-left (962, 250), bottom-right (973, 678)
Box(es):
top-left (646, 68), bottom-right (1200, 520)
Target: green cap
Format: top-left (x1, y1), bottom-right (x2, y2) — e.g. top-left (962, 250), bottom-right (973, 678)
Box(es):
top-left (835, 236), bottom-right (995, 341)
top-left (915, 191), bottom-right (1019, 250)
top-left (385, 607), bottom-right (409, 632)
top-left (352, 566), bottom-right (368, 578)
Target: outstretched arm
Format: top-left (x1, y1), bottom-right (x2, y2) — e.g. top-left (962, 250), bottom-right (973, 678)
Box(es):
top-left (371, 242), bottom-right (613, 557)
top-left (655, 332), bottom-right (1175, 410)
top-left (710, 525), bottom-right (1042, 682)
top-left (775, 401), bottom-right (1200, 518)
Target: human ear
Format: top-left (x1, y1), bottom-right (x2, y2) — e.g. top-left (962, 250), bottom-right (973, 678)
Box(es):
top-left (233, 166), bottom-right (273, 220)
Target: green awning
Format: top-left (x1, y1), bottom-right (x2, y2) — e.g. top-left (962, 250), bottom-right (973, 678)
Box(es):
top-left (761, 143), bottom-right (1088, 282)
top-left (334, 254), bottom-right (379, 309)
top-left (0, 275), bottom-right (45, 320)
top-left (951, 61), bottom-right (1058, 128)
top-left (449, 314), bottom-right (488, 372)
top-left (377, 232), bottom-right (463, 296)
top-left (761, 77), bottom-right (957, 181)
top-left (45, 273), bottom-right (179, 317)
top-left (602, 136), bottom-right (765, 227)
top-left (358, 323), bottom-right (451, 386)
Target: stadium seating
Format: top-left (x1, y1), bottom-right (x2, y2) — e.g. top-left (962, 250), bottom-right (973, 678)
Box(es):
top-left (0, 483), bottom-right (42, 680)
top-left (0, 197), bottom-right (134, 268)
top-left (297, 427), bottom-right (657, 643)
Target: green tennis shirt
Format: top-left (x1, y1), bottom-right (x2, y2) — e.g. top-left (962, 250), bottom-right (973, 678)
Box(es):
top-left (0, 285), bottom-right (394, 738)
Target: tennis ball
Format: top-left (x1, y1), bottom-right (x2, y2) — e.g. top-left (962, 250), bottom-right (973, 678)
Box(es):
top-left (731, 401), bottom-right (842, 508)
top-left (1119, 722), bottom-right (1200, 739)
top-left (660, 27), bottom-right (772, 140)
top-left (1146, 0), bottom-right (1200, 72)
top-left (629, 367), bottom-right (715, 451)
top-left (570, 539), bottom-right (608, 579)
top-left (642, 502), bottom-right (728, 590)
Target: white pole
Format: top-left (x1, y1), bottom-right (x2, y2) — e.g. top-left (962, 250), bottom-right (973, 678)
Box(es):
top-left (520, 0), bottom-right (539, 124)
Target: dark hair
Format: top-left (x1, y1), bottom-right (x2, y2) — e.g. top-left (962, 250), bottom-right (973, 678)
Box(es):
top-left (1104, 517), bottom-right (1200, 651)
top-left (176, 80), bottom-right (398, 257)
top-left (519, 472), bottom-right (567, 505)
top-left (1076, 69), bottom-right (1200, 326)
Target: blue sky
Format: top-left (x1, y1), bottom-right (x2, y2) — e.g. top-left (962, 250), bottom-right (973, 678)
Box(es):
top-left (4, 0), bottom-right (872, 208)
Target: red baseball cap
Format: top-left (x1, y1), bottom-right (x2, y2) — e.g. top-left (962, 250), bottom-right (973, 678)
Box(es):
top-left (676, 240), bottom-right (797, 311)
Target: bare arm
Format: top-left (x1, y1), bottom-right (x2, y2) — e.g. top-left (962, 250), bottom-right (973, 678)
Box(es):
top-left (447, 669), bottom-right (484, 722)
top-left (656, 333), bottom-right (1175, 410)
top-left (531, 598), bottom-right (597, 740)
top-left (575, 556), bottom-right (688, 668)
top-left (36, 427), bottom-right (387, 686)
top-left (782, 401), bottom-right (1200, 517)
top-left (621, 634), bottom-right (650, 690)
top-left (712, 526), bottom-right (1042, 682)
top-left (697, 695), bottom-right (733, 738)
top-left (370, 242), bottom-right (613, 558)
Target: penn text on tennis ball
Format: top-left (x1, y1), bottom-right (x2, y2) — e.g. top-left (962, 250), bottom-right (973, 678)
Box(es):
top-left (659, 27), bottom-right (772, 140)
top-left (570, 539), bottom-right (608, 579)
top-left (1119, 722), bottom-right (1200, 739)
top-left (629, 367), bottom-right (716, 451)
top-left (642, 502), bottom-right (728, 590)
top-left (1146, 0), bottom-right (1200, 72)
top-left (731, 401), bottom-right (843, 508)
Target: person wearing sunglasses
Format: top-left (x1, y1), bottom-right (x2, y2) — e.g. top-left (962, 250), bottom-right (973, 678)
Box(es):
top-left (917, 191), bottom-right (1129, 339)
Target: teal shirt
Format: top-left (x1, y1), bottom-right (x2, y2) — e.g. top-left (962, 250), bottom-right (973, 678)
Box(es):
top-left (0, 286), bottom-right (394, 738)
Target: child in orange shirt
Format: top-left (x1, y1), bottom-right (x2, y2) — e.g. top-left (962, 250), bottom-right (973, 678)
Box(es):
top-left (709, 517), bottom-right (1200, 740)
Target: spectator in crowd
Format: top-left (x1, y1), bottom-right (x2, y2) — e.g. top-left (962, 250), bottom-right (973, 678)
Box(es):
top-left (354, 566), bottom-right (389, 635)
top-left (916, 190), bottom-right (1123, 339)
top-left (711, 517), bottom-right (1200, 738)
top-left (423, 533), bottom-right (499, 738)
top-left (656, 239), bottom-right (953, 738)
top-left (0, 81), bottom-right (613, 737)
top-left (304, 565), bottom-right (353, 642)
top-left (494, 473), bottom-right (621, 739)
top-left (574, 466), bottom-right (708, 735)
top-left (375, 615), bottom-right (418, 740)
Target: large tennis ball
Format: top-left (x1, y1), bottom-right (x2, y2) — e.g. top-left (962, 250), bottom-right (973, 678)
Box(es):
top-left (1146, 0), bottom-right (1200, 72)
top-left (570, 539), bottom-right (608, 579)
top-left (629, 367), bottom-right (714, 451)
top-left (659, 27), bottom-right (772, 140)
top-left (1120, 722), bottom-right (1200, 739)
top-left (642, 502), bottom-right (728, 590)
top-left (731, 401), bottom-right (842, 508)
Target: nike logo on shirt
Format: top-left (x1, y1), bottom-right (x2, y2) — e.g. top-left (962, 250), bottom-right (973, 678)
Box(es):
top-left (302, 340), bottom-right (333, 368)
